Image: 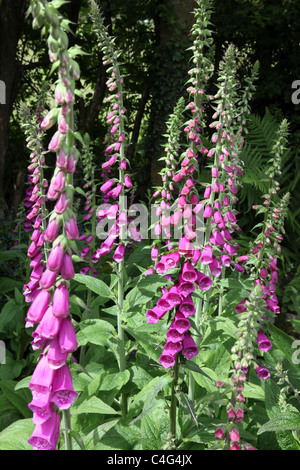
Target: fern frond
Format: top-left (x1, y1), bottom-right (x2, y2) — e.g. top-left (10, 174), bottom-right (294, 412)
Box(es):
top-left (245, 108), bottom-right (278, 156)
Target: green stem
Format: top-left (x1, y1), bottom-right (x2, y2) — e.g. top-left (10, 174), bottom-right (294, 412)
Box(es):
top-left (79, 288), bottom-right (92, 366)
top-left (97, 15), bottom-right (129, 419)
top-left (117, 151), bottom-right (127, 419)
top-left (218, 269), bottom-right (225, 316)
top-left (62, 409), bottom-right (72, 450)
top-left (170, 355), bottom-right (179, 441)
top-left (116, 62), bottom-right (128, 419)
top-left (188, 92), bottom-right (227, 401)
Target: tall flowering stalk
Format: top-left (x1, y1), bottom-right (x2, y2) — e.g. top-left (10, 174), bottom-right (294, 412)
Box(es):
top-left (25, 0), bottom-right (82, 450)
top-left (215, 59), bottom-right (259, 316)
top-left (184, 47), bottom-right (259, 401)
top-left (144, 2), bottom-right (216, 442)
top-left (213, 120), bottom-right (290, 450)
top-left (146, 1), bottom-right (261, 438)
top-left (19, 102), bottom-right (49, 304)
top-left (89, 0), bottom-right (134, 418)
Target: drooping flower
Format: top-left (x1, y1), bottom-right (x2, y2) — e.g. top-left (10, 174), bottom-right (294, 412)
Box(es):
top-left (257, 330), bottom-right (272, 352)
top-left (255, 365), bottom-right (270, 381)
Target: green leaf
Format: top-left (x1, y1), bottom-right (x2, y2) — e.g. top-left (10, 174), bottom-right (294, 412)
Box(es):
top-left (242, 381), bottom-right (265, 400)
top-left (49, 60), bottom-right (60, 76)
top-left (14, 376), bottom-right (31, 391)
top-left (73, 131), bottom-right (85, 146)
top-left (76, 319), bottom-right (116, 347)
top-left (0, 357), bottom-right (26, 381)
top-left (124, 274), bottom-right (169, 311)
top-left (265, 379), bottom-right (281, 418)
top-left (0, 278), bottom-right (24, 296)
top-left (71, 395), bottom-right (119, 416)
top-left (68, 46), bottom-right (89, 58)
top-left (123, 326), bottom-right (162, 363)
top-left (87, 421), bottom-right (141, 450)
top-left (75, 186), bottom-right (87, 198)
top-left (0, 381), bottom-right (32, 418)
top-left (268, 322), bottom-right (298, 367)
top-left (0, 300), bottom-right (22, 333)
top-left (51, 0), bottom-right (69, 8)
top-left (258, 412), bottom-right (300, 435)
top-left (84, 419), bottom-right (120, 450)
top-left (86, 369), bottom-right (130, 396)
top-left (140, 401), bottom-right (169, 449)
top-left (73, 274), bottom-right (113, 299)
top-left (69, 294), bottom-right (90, 312)
top-left (189, 365), bottom-right (217, 392)
top-left (0, 250), bottom-right (26, 263)
top-left (0, 418), bottom-right (34, 450)
top-left (128, 375), bottom-right (173, 423)
top-left (14, 288), bottom-right (24, 305)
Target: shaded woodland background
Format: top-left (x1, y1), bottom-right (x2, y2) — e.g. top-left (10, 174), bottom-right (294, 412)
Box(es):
top-left (1, 0), bottom-right (300, 318)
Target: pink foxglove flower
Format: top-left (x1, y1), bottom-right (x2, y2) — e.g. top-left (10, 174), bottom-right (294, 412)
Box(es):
top-left (25, 289), bottom-right (51, 327)
top-left (159, 349), bottom-right (176, 368)
top-left (50, 365), bottom-right (78, 410)
top-left (182, 333), bottom-right (198, 359)
top-left (47, 243), bottom-right (64, 272)
top-left (45, 217), bottom-right (61, 242)
top-left (179, 296), bottom-right (196, 317)
top-left (28, 410), bottom-right (60, 450)
top-left (229, 427), bottom-right (240, 443)
top-left (214, 427), bottom-right (224, 440)
top-left (146, 307), bottom-right (167, 324)
top-left (37, 306), bottom-right (62, 340)
top-left (166, 322), bottom-right (184, 342)
top-left (200, 245), bottom-right (213, 264)
top-left (48, 131), bottom-right (62, 152)
top-left (113, 243), bottom-right (125, 263)
top-left (174, 312), bottom-right (191, 334)
top-left (196, 272), bottom-right (212, 290)
top-left (29, 354), bottom-right (55, 395)
top-left (60, 252), bottom-right (75, 280)
top-left (58, 318), bottom-right (78, 354)
top-left (257, 330), bottom-right (272, 352)
top-left (181, 261), bottom-right (197, 282)
top-left (166, 286), bottom-right (182, 306)
top-left (65, 216), bottom-right (79, 240)
top-left (54, 191), bottom-right (70, 214)
top-left (47, 336), bottom-right (68, 369)
top-left (164, 340), bottom-right (183, 356)
top-left (52, 284), bottom-right (70, 318)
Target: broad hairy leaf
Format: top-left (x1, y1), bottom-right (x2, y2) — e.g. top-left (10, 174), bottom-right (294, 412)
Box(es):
top-left (258, 412), bottom-right (300, 435)
top-left (0, 419), bottom-right (34, 450)
top-left (76, 318), bottom-right (116, 347)
top-left (71, 395), bottom-right (119, 416)
top-left (73, 274), bottom-right (113, 299)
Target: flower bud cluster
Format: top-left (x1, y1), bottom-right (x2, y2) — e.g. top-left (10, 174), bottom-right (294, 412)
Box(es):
top-left (214, 422), bottom-right (256, 450)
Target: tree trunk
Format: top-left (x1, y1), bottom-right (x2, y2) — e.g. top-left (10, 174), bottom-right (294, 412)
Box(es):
top-left (148, 0), bottom-right (196, 187)
top-left (0, 0), bottom-right (27, 213)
